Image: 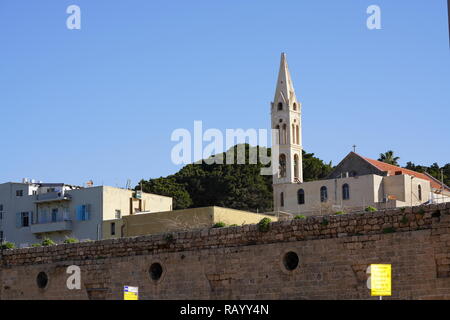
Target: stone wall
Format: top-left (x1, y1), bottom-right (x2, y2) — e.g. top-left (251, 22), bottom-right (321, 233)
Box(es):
top-left (1, 203), bottom-right (450, 300)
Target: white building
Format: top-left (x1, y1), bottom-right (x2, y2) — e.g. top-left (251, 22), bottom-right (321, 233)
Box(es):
top-left (0, 181), bottom-right (172, 247)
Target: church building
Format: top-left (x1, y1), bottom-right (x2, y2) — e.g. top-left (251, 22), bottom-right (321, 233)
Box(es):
top-left (271, 53), bottom-right (450, 216)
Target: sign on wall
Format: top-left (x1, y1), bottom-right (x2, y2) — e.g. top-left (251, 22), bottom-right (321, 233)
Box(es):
top-left (124, 286), bottom-right (139, 300)
top-left (370, 264), bottom-right (391, 297)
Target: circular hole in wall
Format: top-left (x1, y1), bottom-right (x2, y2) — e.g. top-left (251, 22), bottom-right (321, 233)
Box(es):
top-left (149, 263), bottom-right (163, 281)
top-left (36, 272), bottom-right (48, 289)
top-left (283, 251), bottom-right (299, 271)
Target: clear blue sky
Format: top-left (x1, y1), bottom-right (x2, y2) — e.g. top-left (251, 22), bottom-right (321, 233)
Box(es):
top-left (0, 0), bottom-right (448, 187)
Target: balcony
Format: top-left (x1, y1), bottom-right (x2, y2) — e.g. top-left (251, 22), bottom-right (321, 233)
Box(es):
top-left (34, 192), bottom-right (72, 203)
top-left (31, 220), bottom-right (72, 234)
top-left (31, 211), bottom-right (72, 234)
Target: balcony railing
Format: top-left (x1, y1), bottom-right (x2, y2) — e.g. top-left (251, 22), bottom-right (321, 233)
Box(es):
top-left (31, 220), bottom-right (72, 234)
top-left (35, 192), bottom-right (71, 203)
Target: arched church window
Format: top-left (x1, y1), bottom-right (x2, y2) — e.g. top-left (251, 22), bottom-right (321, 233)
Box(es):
top-left (275, 125), bottom-right (281, 144)
top-left (293, 102), bottom-right (297, 111)
top-left (320, 186), bottom-right (328, 203)
top-left (282, 124), bottom-right (287, 144)
top-left (294, 154), bottom-right (299, 179)
top-left (296, 125), bottom-right (299, 145)
top-left (279, 154), bottom-right (287, 178)
top-left (292, 124), bottom-right (296, 144)
top-left (297, 189), bottom-right (305, 205)
top-left (280, 192), bottom-right (284, 207)
top-left (418, 185), bottom-right (422, 201)
top-left (342, 183), bottom-right (350, 200)
top-left (277, 102), bottom-right (283, 111)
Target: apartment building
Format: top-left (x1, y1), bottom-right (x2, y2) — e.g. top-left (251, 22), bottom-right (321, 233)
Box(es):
top-left (0, 181), bottom-right (172, 247)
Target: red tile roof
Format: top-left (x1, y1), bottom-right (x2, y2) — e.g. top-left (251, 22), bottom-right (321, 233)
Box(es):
top-left (360, 155), bottom-right (447, 191)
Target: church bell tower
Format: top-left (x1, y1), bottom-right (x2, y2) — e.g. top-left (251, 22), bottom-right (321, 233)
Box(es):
top-left (271, 53), bottom-right (303, 208)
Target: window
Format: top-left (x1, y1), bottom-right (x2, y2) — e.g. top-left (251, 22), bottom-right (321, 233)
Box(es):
top-left (51, 209), bottom-right (58, 222)
top-left (275, 125), bottom-right (281, 144)
top-left (418, 185), bottom-right (422, 201)
top-left (115, 210), bottom-right (121, 219)
top-left (320, 186), bottom-right (328, 203)
top-left (292, 124), bottom-right (296, 144)
top-left (296, 125), bottom-right (300, 145)
top-left (0, 231), bottom-right (3, 242)
top-left (21, 212), bottom-right (30, 227)
top-left (16, 190), bottom-right (23, 197)
top-left (76, 205), bottom-right (90, 221)
top-left (282, 124), bottom-right (287, 144)
top-left (294, 154), bottom-right (299, 179)
top-left (280, 192), bottom-right (284, 207)
top-left (277, 102), bottom-right (283, 111)
top-left (111, 222), bottom-right (116, 236)
top-left (342, 183), bottom-right (350, 200)
top-left (0, 204), bottom-right (3, 220)
top-left (293, 103), bottom-right (297, 111)
top-left (297, 189), bottom-right (305, 205)
top-left (279, 154), bottom-right (287, 178)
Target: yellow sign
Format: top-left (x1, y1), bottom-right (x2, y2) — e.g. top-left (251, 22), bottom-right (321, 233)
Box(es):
top-left (124, 286), bottom-right (138, 300)
top-left (370, 264), bottom-right (391, 296)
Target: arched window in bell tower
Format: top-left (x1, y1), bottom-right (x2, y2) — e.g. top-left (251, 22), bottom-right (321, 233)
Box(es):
top-left (282, 124), bottom-right (287, 144)
top-left (277, 102), bottom-right (283, 111)
top-left (292, 124), bottom-right (296, 144)
top-left (293, 102), bottom-right (297, 111)
top-left (279, 154), bottom-right (287, 178)
top-left (296, 125), bottom-right (300, 145)
top-left (294, 154), bottom-right (299, 180)
top-left (275, 125), bottom-right (281, 144)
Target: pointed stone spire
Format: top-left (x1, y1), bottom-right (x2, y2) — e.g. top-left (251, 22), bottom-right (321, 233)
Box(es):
top-left (274, 52), bottom-right (296, 106)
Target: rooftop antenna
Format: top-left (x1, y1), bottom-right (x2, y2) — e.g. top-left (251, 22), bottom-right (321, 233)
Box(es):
top-left (352, 145), bottom-right (357, 153)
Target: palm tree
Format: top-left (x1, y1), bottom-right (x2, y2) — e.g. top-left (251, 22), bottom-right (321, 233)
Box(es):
top-left (378, 150), bottom-right (400, 166)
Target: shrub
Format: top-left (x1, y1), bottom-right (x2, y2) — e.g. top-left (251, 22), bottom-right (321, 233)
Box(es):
top-left (382, 227), bottom-right (396, 234)
top-left (164, 233), bottom-right (174, 242)
top-left (418, 208), bottom-right (425, 215)
top-left (321, 218), bottom-right (329, 226)
top-left (64, 237), bottom-right (79, 244)
top-left (294, 215), bottom-right (306, 219)
top-left (365, 206), bottom-right (377, 212)
top-left (400, 207), bottom-right (406, 213)
top-left (400, 216), bottom-right (408, 224)
top-left (257, 218), bottom-right (271, 232)
top-left (1, 242), bottom-right (15, 250)
top-left (230, 224), bottom-right (238, 227)
top-left (41, 238), bottom-right (56, 246)
top-left (334, 211), bottom-right (346, 215)
top-left (212, 222), bottom-right (227, 228)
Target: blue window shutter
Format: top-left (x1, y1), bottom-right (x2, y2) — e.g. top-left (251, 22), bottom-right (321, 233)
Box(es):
top-left (76, 206), bottom-right (82, 221)
top-left (16, 212), bottom-right (22, 228)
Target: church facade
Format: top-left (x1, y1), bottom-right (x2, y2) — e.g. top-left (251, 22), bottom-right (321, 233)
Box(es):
top-left (271, 53), bottom-right (450, 216)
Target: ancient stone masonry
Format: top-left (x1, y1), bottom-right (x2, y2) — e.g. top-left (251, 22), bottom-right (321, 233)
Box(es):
top-left (1, 203), bottom-right (450, 300)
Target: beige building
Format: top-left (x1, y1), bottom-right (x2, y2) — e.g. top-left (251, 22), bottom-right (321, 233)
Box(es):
top-left (0, 181), bottom-right (172, 247)
top-left (271, 53), bottom-right (450, 216)
top-left (103, 206), bottom-right (277, 239)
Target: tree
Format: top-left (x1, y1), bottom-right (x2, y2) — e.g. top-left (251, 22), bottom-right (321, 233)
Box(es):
top-left (137, 144), bottom-right (335, 213)
top-left (378, 150), bottom-right (400, 166)
top-left (138, 177), bottom-right (192, 210)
